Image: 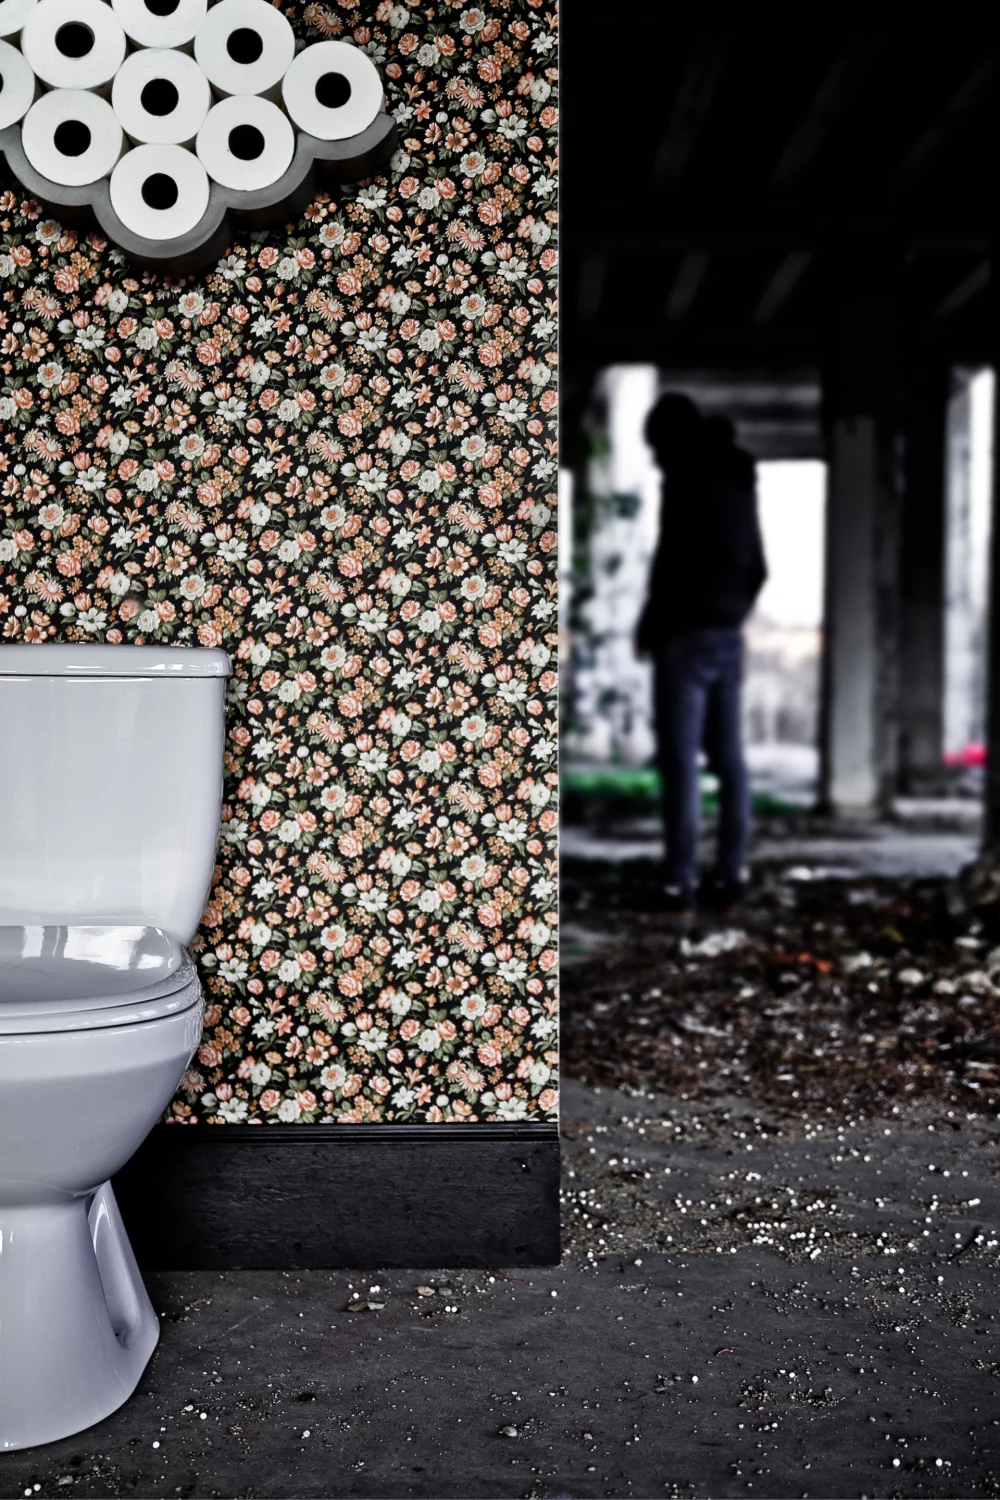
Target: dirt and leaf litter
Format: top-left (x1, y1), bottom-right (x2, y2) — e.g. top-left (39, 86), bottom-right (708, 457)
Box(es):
top-left (563, 858), bottom-right (1000, 1117)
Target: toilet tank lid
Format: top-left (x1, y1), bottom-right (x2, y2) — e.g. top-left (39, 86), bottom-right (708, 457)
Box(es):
top-left (0, 645), bottom-right (232, 678)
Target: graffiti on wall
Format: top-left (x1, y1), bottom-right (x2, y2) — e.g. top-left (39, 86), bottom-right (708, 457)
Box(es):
top-left (0, 0), bottom-right (558, 1125)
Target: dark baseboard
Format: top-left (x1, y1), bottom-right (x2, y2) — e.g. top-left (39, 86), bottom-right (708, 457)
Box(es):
top-left (113, 1122), bottom-right (560, 1270)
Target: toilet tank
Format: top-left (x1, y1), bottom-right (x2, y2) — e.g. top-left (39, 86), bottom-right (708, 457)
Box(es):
top-left (0, 645), bottom-right (231, 944)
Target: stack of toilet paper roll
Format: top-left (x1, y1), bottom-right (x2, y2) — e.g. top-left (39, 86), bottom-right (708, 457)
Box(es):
top-left (0, 0), bottom-right (387, 245)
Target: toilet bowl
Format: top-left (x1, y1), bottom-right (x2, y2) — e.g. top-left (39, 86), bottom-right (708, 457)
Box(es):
top-left (0, 645), bottom-right (230, 1451)
top-left (0, 926), bottom-right (204, 1449)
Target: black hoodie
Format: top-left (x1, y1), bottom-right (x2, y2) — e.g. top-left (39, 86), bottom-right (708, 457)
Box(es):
top-left (636, 441), bottom-right (767, 650)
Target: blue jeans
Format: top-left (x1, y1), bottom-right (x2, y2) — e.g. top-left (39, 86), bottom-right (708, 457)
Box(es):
top-left (654, 628), bottom-right (750, 891)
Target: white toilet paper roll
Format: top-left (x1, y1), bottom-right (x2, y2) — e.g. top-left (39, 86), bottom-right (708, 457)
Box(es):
top-left (0, 0), bottom-right (36, 41)
top-left (194, 0), bottom-right (294, 97)
top-left (0, 38), bottom-right (36, 129)
top-left (20, 0), bottom-right (126, 91)
top-left (21, 89), bottom-right (123, 187)
top-left (112, 48), bottom-right (211, 145)
top-left (280, 40), bottom-right (383, 142)
top-left (109, 141), bottom-right (210, 241)
top-left (111, 0), bottom-right (207, 51)
top-left (196, 94), bottom-right (293, 192)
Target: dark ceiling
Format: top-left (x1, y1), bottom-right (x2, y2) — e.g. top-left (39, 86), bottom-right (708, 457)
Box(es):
top-left (562, 4), bottom-right (993, 387)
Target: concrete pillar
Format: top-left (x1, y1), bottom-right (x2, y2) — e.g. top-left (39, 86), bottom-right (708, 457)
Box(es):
top-left (898, 364), bottom-right (948, 792)
top-left (982, 369), bottom-right (1000, 851)
top-left (819, 237), bottom-right (901, 818)
top-left (943, 372), bottom-right (992, 764)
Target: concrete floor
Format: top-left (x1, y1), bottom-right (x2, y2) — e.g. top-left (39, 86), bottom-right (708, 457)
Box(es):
top-left (561, 816), bottom-right (979, 882)
top-left (2, 1074), bottom-right (999, 1500)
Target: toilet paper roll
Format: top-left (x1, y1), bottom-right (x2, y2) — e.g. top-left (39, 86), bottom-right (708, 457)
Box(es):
top-left (194, 0), bottom-right (294, 97)
top-left (112, 47), bottom-right (211, 145)
top-left (20, 0), bottom-right (126, 91)
top-left (111, 0), bottom-right (207, 51)
top-left (109, 141), bottom-right (210, 241)
top-left (0, 0), bottom-right (36, 41)
top-left (196, 94), bottom-right (293, 192)
top-left (0, 38), bottom-right (37, 129)
top-left (21, 89), bottom-right (123, 187)
top-left (280, 40), bottom-right (383, 142)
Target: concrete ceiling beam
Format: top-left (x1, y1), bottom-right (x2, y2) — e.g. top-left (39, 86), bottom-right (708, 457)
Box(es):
top-left (753, 251), bottom-right (814, 325)
top-left (665, 251), bottom-right (710, 322)
top-left (894, 59), bottom-right (993, 192)
top-left (770, 34), bottom-right (886, 190)
top-left (932, 261), bottom-right (990, 322)
top-left (651, 31), bottom-right (736, 188)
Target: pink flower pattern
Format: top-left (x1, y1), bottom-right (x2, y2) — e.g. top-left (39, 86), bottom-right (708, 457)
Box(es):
top-left (0, 0), bottom-right (557, 1124)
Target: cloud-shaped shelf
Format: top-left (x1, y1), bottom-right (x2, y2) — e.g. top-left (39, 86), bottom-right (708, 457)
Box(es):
top-left (0, 0), bottom-right (396, 274)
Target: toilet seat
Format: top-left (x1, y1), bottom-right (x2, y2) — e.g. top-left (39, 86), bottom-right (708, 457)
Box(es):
top-left (0, 924), bottom-right (202, 1035)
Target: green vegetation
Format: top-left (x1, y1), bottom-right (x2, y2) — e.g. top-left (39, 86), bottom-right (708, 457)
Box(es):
top-left (562, 764), bottom-right (804, 820)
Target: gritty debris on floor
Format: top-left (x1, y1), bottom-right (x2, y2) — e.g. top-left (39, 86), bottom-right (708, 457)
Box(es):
top-left (562, 853), bottom-right (1000, 1119)
top-left (3, 1063), bottom-right (1000, 1499)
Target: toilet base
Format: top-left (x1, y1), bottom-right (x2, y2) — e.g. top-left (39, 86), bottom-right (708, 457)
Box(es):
top-left (0, 1183), bottom-right (159, 1451)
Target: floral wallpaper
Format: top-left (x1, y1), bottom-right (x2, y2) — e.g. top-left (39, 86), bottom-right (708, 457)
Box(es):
top-left (0, 0), bottom-right (558, 1125)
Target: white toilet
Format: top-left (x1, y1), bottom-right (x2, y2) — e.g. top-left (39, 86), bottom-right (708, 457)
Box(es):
top-left (0, 642), bottom-right (230, 1451)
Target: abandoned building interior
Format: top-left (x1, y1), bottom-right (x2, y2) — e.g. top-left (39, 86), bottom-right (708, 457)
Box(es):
top-left (563, 3), bottom-right (994, 839)
top-left (4, 4), bottom-right (1000, 1493)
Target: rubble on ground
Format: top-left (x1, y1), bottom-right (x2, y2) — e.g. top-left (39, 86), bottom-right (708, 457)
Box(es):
top-left (562, 857), bottom-right (1000, 1119)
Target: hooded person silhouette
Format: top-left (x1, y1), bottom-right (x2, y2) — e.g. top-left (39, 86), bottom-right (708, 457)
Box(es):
top-left (637, 395), bottom-right (767, 916)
